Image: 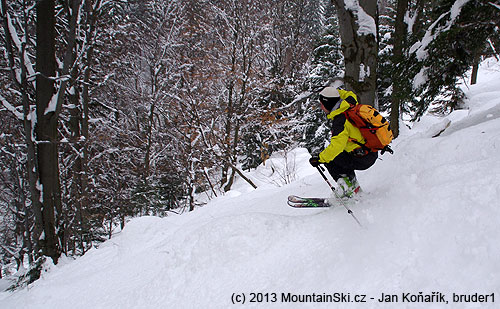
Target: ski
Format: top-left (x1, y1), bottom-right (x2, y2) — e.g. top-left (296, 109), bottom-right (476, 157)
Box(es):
top-left (287, 195), bottom-right (332, 208)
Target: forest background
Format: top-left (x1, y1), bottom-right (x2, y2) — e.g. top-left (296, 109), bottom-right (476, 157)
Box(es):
top-left (0, 0), bottom-right (499, 285)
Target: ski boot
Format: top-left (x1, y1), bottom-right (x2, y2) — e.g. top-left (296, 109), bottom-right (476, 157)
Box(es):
top-left (336, 175), bottom-right (361, 199)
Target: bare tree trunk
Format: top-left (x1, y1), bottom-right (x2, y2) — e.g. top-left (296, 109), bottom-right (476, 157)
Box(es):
top-left (221, 80), bottom-right (234, 188)
top-left (188, 158), bottom-right (195, 212)
top-left (1, 0), bottom-right (42, 263)
top-left (68, 62), bottom-right (87, 255)
top-left (221, 29), bottom-right (238, 188)
top-left (144, 98), bottom-right (156, 183)
top-left (78, 0), bottom-right (102, 254)
top-left (35, 0), bottom-right (61, 264)
top-left (77, 59), bottom-right (91, 256)
top-left (12, 160), bottom-right (28, 270)
top-left (223, 119), bottom-right (240, 192)
top-left (470, 53), bottom-right (480, 85)
top-left (332, 0), bottom-right (378, 106)
top-left (202, 168), bottom-right (218, 198)
top-left (390, 0), bottom-right (409, 138)
top-left (227, 162), bottom-right (257, 189)
top-left (35, 0), bottom-right (82, 263)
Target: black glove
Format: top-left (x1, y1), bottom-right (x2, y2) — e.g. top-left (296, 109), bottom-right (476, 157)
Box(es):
top-left (309, 156), bottom-right (321, 167)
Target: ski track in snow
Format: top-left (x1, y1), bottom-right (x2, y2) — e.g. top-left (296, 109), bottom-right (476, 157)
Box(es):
top-left (1, 59), bottom-right (500, 308)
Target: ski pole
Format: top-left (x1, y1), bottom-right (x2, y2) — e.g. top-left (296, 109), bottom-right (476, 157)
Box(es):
top-left (316, 165), bottom-right (362, 227)
top-left (316, 165), bottom-right (336, 191)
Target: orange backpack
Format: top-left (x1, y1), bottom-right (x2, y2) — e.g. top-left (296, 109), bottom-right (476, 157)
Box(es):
top-left (344, 104), bottom-right (394, 154)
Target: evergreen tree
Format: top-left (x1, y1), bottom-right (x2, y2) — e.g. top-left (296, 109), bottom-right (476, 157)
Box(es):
top-left (415, 0), bottom-right (500, 116)
top-left (395, 0), bottom-right (500, 120)
top-left (300, 1), bottom-right (343, 155)
top-left (308, 2), bottom-right (343, 88)
top-left (238, 0), bottom-right (324, 170)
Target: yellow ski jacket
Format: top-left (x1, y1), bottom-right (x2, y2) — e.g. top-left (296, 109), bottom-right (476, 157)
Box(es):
top-left (318, 89), bottom-right (365, 163)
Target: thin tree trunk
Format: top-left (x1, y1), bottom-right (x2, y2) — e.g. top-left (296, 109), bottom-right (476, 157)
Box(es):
top-left (470, 53), bottom-right (480, 85)
top-left (144, 98), bottom-right (156, 183)
top-left (78, 0), bottom-right (102, 253)
top-left (202, 168), bottom-right (218, 198)
top-left (390, 0), bottom-right (409, 138)
top-left (223, 120), bottom-right (240, 192)
top-left (221, 80), bottom-right (234, 188)
top-left (78, 61), bottom-right (91, 255)
top-left (227, 162), bottom-right (258, 189)
top-left (1, 0), bottom-right (43, 263)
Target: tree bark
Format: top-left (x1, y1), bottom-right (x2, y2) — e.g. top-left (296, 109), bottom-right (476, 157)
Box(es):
top-left (390, 0), bottom-right (409, 138)
top-left (35, 0), bottom-right (61, 264)
top-left (470, 52), bottom-right (480, 85)
top-left (1, 0), bottom-right (42, 264)
top-left (332, 0), bottom-right (378, 106)
top-left (221, 80), bottom-right (234, 188)
top-left (227, 162), bottom-right (258, 190)
top-left (78, 0), bottom-right (101, 253)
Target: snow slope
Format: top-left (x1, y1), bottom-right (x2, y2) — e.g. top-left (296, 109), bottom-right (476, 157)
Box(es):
top-left (1, 59), bottom-right (500, 308)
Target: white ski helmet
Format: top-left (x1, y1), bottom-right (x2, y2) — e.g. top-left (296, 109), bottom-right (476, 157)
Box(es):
top-left (319, 87), bottom-right (341, 111)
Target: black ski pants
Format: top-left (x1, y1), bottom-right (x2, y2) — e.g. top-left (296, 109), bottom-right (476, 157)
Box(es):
top-left (325, 151), bottom-right (378, 181)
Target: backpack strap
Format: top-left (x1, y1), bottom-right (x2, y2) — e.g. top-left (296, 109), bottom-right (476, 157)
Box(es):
top-left (381, 145), bottom-right (394, 155)
top-left (344, 96), bottom-right (357, 106)
top-left (348, 137), bottom-right (371, 154)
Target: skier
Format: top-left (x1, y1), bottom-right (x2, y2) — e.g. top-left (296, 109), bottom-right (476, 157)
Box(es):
top-left (309, 87), bottom-right (378, 198)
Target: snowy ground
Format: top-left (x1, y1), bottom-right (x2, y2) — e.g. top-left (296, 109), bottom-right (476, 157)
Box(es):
top-left (1, 59), bottom-right (499, 308)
